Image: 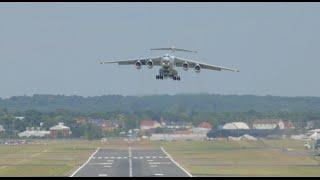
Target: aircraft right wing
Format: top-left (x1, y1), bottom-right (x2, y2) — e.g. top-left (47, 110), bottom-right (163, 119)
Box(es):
top-left (174, 57), bottom-right (239, 72)
top-left (99, 57), bottom-right (162, 66)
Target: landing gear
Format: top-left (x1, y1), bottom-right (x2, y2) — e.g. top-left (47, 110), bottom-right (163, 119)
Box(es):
top-left (156, 75), bottom-right (164, 80)
top-left (173, 76), bottom-right (181, 81)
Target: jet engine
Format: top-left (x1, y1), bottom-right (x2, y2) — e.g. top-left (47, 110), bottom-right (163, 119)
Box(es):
top-left (194, 64), bottom-right (201, 73)
top-left (182, 62), bottom-right (189, 71)
top-left (135, 61), bottom-right (142, 69)
top-left (146, 59), bottom-right (153, 69)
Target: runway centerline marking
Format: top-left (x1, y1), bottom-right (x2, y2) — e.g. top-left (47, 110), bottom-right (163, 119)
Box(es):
top-left (98, 174), bottom-right (108, 177)
top-left (129, 146), bottom-right (132, 177)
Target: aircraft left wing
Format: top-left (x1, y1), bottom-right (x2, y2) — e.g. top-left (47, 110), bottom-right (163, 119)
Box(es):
top-left (99, 57), bottom-right (162, 66)
top-left (174, 57), bottom-right (239, 72)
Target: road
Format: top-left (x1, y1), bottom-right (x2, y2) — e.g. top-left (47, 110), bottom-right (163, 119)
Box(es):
top-left (71, 147), bottom-right (191, 177)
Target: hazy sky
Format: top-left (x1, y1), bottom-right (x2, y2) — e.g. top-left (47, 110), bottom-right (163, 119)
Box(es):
top-left (0, 2), bottom-right (320, 98)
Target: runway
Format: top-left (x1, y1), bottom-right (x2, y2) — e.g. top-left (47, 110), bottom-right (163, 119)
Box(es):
top-left (71, 147), bottom-right (192, 177)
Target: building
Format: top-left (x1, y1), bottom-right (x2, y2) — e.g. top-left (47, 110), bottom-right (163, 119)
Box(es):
top-left (49, 122), bottom-right (71, 138)
top-left (222, 122), bottom-right (250, 130)
top-left (252, 119), bottom-right (294, 130)
top-left (101, 120), bottom-right (120, 133)
top-left (0, 125), bottom-right (5, 135)
top-left (193, 122), bottom-right (213, 134)
top-left (140, 120), bottom-right (161, 130)
top-left (18, 128), bottom-right (50, 138)
top-left (164, 120), bottom-right (193, 129)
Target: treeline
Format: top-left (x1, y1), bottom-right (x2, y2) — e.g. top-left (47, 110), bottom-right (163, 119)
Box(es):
top-left (1, 94), bottom-right (320, 113)
top-left (1, 108), bottom-right (320, 139)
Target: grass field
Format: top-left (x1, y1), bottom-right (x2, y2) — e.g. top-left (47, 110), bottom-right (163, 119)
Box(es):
top-left (0, 138), bottom-right (319, 176)
top-left (0, 140), bottom-right (99, 176)
top-left (161, 140), bottom-right (320, 176)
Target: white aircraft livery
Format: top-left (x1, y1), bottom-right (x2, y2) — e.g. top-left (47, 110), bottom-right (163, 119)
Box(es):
top-left (99, 46), bottom-right (239, 81)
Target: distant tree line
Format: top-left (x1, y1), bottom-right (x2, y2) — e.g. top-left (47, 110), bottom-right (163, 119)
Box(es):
top-left (1, 94), bottom-right (320, 113)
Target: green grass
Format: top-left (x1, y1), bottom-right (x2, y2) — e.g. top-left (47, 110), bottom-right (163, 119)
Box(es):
top-left (0, 140), bottom-right (99, 176)
top-left (161, 140), bottom-right (320, 176)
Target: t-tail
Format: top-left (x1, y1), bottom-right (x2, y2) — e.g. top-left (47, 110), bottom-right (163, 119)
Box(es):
top-left (150, 46), bottom-right (197, 53)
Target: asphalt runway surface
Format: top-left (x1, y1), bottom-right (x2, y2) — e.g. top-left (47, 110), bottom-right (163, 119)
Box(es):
top-left (71, 147), bottom-right (191, 177)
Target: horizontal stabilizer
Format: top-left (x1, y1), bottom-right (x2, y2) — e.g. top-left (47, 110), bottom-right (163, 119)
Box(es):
top-left (150, 47), bottom-right (197, 53)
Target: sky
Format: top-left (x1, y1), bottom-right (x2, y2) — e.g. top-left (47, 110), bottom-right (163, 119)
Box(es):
top-left (0, 2), bottom-right (320, 98)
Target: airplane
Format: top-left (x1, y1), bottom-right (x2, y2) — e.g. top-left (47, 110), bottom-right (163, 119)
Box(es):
top-left (99, 46), bottom-right (239, 81)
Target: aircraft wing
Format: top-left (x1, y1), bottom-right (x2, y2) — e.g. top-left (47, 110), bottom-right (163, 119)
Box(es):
top-left (99, 57), bottom-right (162, 66)
top-left (174, 57), bottom-right (239, 72)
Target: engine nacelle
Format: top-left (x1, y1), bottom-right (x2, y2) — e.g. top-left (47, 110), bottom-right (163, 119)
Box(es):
top-left (182, 62), bottom-right (189, 71)
top-left (135, 61), bottom-right (142, 69)
top-left (194, 64), bottom-right (201, 73)
top-left (146, 59), bottom-right (153, 69)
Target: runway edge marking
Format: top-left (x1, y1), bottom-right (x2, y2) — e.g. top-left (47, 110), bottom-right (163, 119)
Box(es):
top-left (160, 147), bottom-right (192, 177)
top-left (70, 147), bottom-right (100, 177)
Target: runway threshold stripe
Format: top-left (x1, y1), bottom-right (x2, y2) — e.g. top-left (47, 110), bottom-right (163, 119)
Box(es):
top-left (160, 147), bottom-right (192, 177)
top-left (70, 147), bottom-right (100, 177)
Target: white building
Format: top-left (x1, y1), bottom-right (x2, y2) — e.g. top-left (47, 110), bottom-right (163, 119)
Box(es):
top-left (222, 122), bottom-right (250, 130)
top-left (140, 120), bottom-right (161, 130)
top-left (0, 125), bottom-right (5, 133)
top-left (18, 130), bottom-right (50, 138)
top-left (150, 133), bottom-right (206, 141)
top-left (252, 119), bottom-right (285, 130)
top-left (15, 116), bottom-right (25, 120)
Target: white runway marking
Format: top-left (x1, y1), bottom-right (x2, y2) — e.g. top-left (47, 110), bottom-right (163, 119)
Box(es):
top-left (129, 146), bottom-right (132, 177)
top-left (98, 174), bottom-right (108, 177)
top-left (147, 159), bottom-right (154, 162)
top-left (70, 147), bottom-right (100, 177)
top-left (107, 160), bottom-right (114, 162)
top-left (161, 147), bottom-right (192, 177)
top-left (149, 162), bottom-right (171, 165)
top-left (146, 156), bottom-right (150, 159)
top-left (154, 173), bottom-right (164, 176)
top-left (104, 166), bottom-right (112, 168)
top-left (89, 162), bottom-right (112, 165)
top-left (150, 165), bottom-right (158, 168)
top-left (98, 157), bottom-right (102, 159)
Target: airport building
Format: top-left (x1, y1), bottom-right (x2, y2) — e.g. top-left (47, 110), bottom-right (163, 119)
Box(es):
top-left (192, 122), bottom-right (213, 134)
top-left (18, 127), bottom-right (50, 138)
top-left (222, 122), bottom-right (250, 130)
top-left (140, 119), bottom-right (161, 130)
top-left (0, 125), bottom-right (5, 135)
top-left (252, 119), bottom-right (295, 130)
top-left (49, 122), bottom-right (71, 138)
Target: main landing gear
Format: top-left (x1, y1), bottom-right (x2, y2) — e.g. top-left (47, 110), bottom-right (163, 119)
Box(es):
top-left (156, 74), bottom-right (180, 81)
top-left (156, 75), bottom-right (164, 80)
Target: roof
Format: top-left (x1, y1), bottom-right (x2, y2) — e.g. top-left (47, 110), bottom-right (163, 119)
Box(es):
top-left (222, 122), bottom-right (250, 129)
top-left (49, 122), bottom-right (70, 130)
top-left (198, 122), bottom-right (212, 129)
top-left (140, 120), bottom-right (157, 127)
top-left (252, 119), bottom-right (283, 124)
